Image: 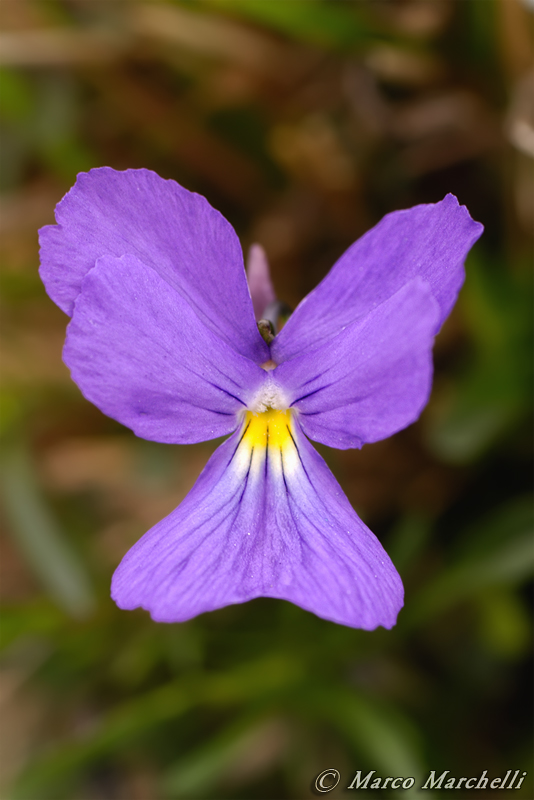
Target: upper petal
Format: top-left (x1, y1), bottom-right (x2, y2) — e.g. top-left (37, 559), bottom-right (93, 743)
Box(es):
top-left (112, 411), bottom-right (403, 629)
top-left (273, 278), bottom-right (440, 449)
top-left (39, 167), bottom-right (269, 364)
top-left (246, 243), bottom-right (276, 321)
top-left (64, 254), bottom-right (266, 444)
top-left (272, 194), bottom-right (483, 363)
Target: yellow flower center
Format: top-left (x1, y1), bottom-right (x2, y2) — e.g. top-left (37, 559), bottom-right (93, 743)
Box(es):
top-left (242, 408), bottom-right (293, 452)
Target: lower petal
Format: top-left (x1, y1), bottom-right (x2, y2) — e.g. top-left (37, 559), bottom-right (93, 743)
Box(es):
top-left (112, 412), bottom-right (403, 629)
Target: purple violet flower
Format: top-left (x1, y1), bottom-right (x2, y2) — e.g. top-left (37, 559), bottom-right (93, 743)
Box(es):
top-left (39, 168), bottom-right (483, 629)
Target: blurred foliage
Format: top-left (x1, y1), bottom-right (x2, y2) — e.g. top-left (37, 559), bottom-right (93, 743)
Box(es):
top-left (0, 0), bottom-right (532, 798)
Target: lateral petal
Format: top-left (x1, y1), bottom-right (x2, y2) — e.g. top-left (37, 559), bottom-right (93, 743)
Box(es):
top-left (272, 194), bottom-right (482, 363)
top-left (273, 279), bottom-right (440, 449)
top-left (64, 254), bottom-right (266, 444)
top-left (39, 167), bottom-right (268, 363)
top-left (112, 411), bottom-right (403, 629)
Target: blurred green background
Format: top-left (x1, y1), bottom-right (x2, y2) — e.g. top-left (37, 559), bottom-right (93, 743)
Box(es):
top-left (0, 1), bottom-right (532, 798)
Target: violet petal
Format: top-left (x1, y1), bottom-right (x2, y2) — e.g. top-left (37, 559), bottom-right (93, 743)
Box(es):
top-left (272, 194), bottom-right (483, 363)
top-left (112, 413), bottom-right (403, 629)
top-left (246, 243), bottom-right (276, 320)
top-left (39, 167), bottom-right (269, 363)
top-left (274, 278), bottom-right (439, 449)
top-left (64, 254), bottom-right (266, 444)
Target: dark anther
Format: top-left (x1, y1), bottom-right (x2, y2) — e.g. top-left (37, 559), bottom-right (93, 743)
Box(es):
top-left (257, 319), bottom-right (275, 344)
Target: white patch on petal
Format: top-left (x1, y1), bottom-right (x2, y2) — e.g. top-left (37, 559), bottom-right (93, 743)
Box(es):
top-left (248, 375), bottom-right (288, 414)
